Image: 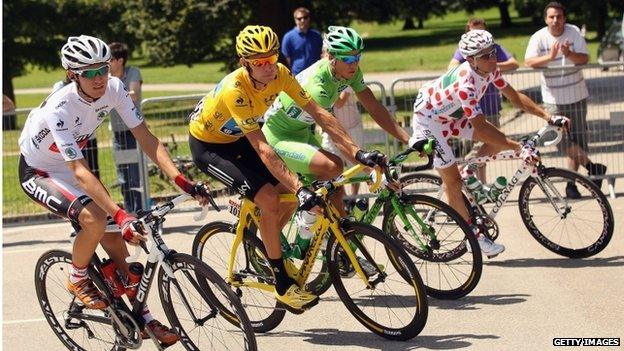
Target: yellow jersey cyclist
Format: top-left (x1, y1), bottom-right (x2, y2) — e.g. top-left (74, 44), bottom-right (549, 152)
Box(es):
top-left (18, 35), bottom-right (213, 346)
top-left (409, 30), bottom-right (571, 257)
top-left (262, 26), bottom-right (410, 221)
top-left (188, 25), bottom-right (388, 312)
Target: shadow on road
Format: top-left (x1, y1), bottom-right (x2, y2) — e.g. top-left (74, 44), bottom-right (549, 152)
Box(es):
top-left (3, 239), bottom-right (70, 248)
top-left (486, 256), bottom-right (624, 268)
top-left (429, 294), bottom-right (530, 311)
top-left (261, 328), bottom-right (499, 350)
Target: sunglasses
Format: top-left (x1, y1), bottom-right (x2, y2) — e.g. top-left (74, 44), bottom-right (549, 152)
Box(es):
top-left (295, 16), bottom-right (309, 21)
top-left (474, 48), bottom-right (497, 61)
top-left (246, 53), bottom-right (279, 67)
top-left (73, 65), bottom-right (110, 79)
top-left (335, 53), bottom-right (362, 64)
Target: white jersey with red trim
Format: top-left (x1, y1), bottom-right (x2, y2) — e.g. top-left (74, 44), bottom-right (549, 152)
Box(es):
top-left (18, 77), bottom-right (143, 170)
top-left (413, 61), bottom-right (507, 125)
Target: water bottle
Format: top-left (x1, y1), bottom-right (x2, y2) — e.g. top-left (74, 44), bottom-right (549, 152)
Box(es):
top-left (100, 259), bottom-right (125, 298)
top-left (351, 198), bottom-right (369, 221)
top-left (464, 175), bottom-right (488, 205)
top-left (291, 211), bottom-right (317, 259)
top-left (124, 262), bottom-right (144, 302)
top-left (487, 176), bottom-right (507, 202)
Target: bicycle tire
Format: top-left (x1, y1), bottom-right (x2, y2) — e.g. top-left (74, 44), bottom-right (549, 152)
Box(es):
top-left (158, 252), bottom-right (257, 351)
top-left (35, 250), bottom-right (127, 351)
top-left (382, 194), bottom-right (482, 299)
top-left (191, 221), bottom-right (286, 333)
top-left (518, 167), bottom-right (614, 258)
top-left (326, 222), bottom-right (428, 340)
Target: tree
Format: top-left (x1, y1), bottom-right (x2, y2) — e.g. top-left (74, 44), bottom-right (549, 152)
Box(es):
top-left (352, 0), bottom-right (449, 30)
top-left (459, 0), bottom-right (513, 27)
top-left (124, 0), bottom-right (354, 71)
top-left (2, 0), bottom-right (136, 104)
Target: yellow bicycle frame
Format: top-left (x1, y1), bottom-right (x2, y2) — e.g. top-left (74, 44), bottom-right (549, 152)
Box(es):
top-left (225, 163), bottom-right (385, 292)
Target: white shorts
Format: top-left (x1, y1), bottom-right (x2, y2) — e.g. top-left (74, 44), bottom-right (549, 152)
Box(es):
top-left (409, 115), bottom-right (475, 169)
top-left (321, 123), bottom-right (364, 167)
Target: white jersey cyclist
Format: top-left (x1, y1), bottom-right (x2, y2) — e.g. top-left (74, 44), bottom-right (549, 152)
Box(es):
top-left (19, 76), bottom-right (143, 171)
top-left (410, 60), bottom-right (508, 168)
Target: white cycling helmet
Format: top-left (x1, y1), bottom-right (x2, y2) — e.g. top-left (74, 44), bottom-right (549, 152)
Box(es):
top-left (458, 29), bottom-right (494, 58)
top-left (61, 35), bottom-right (111, 70)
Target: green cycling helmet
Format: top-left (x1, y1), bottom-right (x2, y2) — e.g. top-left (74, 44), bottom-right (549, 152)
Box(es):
top-left (323, 26), bottom-right (364, 55)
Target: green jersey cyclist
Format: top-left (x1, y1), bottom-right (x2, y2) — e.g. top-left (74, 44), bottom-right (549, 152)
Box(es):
top-left (262, 26), bottom-right (410, 220)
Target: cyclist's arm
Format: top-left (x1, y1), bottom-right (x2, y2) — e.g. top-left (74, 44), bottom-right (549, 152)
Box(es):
top-left (302, 100), bottom-right (359, 163)
top-left (500, 85), bottom-right (550, 122)
top-left (471, 115), bottom-right (520, 150)
top-left (130, 122), bottom-right (185, 180)
top-left (355, 87), bottom-right (410, 144)
top-left (245, 129), bottom-right (301, 193)
top-left (66, 159), bottom-right (121, 216)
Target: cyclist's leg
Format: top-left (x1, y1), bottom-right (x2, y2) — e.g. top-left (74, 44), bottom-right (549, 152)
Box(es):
top-left (19, 156), bottom-right (107, 309)
top-left (272, 136), bottom-right (348, 217)
top-left (190, 135), bottom-right (316, 307)
top-left (411, 117), bottom-right (469, 221)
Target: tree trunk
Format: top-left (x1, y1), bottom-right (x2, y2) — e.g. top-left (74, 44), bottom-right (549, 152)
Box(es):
top-left (3, 73), bottom-right (15, 102)
top-left (2, 75), bottom-right (18, 130)
top-left (417, 17), bottom-right (424, 29)
top-left (403, 17), bottom-right (416, 30)
top-left (499, 0), bottom-right (512, 28)
top-left (595, 1), bottom-right (608, 40)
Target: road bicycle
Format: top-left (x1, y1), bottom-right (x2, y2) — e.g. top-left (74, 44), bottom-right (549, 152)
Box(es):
top-left (191, 163), bottom-right (428, 341)
top-left (35, 194), bottom-right (257, 351)
top-left (400, 124), bottom-right (614, 259)
top-left (330, 139), bottom-right (482, 300)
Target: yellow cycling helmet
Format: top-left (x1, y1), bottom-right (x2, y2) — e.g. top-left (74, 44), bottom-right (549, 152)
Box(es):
top-left (236, 25), bottom-right (280, 58)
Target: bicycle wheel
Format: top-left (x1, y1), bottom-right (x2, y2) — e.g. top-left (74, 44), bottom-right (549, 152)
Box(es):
top-left (35, 250), bottom-right (128, 351)
top-left (158, 252), bottom-right (257, 351)
top-left (518, 167), bottom-right (614, 258)
top-left (383, 194), bottom-right (482, 299)
top-left (191, 221), bottom-right (285, 333)
top-left (400, 172), bottom-right (444, 197)
top-left (326, 222), bottom-right (428, 340)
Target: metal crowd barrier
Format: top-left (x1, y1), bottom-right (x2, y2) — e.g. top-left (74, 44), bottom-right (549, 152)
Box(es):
top-left (5, 65), bottom-right (621, 221)
top-left (389, 63), bottom-right (624, 199)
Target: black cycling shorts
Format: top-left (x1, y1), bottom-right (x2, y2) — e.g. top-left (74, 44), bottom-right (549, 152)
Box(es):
top-left (19, 155), bottom-right (92, 232)
top-left (189, 134), bottom-right (280, 201)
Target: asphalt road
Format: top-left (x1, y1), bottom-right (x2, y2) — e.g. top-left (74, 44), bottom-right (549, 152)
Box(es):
top-left (3, 192), bottom-right (623, 351)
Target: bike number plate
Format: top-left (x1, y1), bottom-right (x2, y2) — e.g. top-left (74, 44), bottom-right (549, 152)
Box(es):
top-left (228, 199), bottom-right (241, 218)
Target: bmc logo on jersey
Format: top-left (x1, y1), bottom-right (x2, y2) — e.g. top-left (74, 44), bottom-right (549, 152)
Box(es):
top-left (21, 178), bottom-right (62, 211)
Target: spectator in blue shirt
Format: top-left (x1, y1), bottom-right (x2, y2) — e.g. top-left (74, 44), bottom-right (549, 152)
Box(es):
top-left (281, 7), bottom-right (323, 75)
top-left (448, 18), bottom-right (519, 183)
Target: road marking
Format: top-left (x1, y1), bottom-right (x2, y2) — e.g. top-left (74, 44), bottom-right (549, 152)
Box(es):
top-left (3, 318), bottom-right (47, 325)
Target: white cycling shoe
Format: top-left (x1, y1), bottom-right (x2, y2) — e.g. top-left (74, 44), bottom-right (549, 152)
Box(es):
top-left (477, 235), bottom-right (505, 258)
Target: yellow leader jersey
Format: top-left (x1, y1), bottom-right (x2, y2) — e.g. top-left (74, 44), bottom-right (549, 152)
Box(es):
top-left (189, 63), bottom-right (311, 143)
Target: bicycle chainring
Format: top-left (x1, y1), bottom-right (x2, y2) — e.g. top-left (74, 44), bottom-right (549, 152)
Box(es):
top-left (474, 214), bottom-right (499, 241)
